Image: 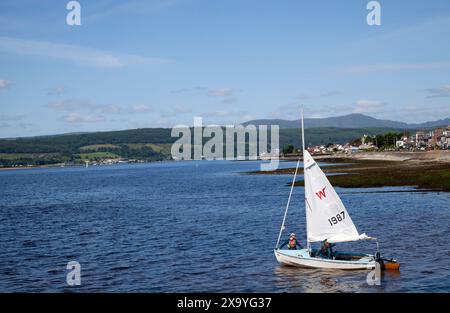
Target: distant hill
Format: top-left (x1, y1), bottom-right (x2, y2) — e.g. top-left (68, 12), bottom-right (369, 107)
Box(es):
top-left (0, 128), bottom-right (175, 166)
top-left (279, 127), bottom-right (410, 147)
top-left (2, 113), bottom-right (447, 166)
top-left (406, 118), bottom-right (450, 129)
top-left (0, 126), bottom-right (413, 167)
top-left (243, 113), bottom-right (450, 129)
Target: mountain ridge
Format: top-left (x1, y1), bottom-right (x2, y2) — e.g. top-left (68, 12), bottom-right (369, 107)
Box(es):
top-left (242, 113), bottom-right (450, 129)
top-left (1, 114), bottom-right (449, 140)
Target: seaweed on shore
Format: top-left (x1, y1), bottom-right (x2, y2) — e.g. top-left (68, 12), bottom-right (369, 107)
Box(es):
top-left (250, 159), bottom-right (450, 192)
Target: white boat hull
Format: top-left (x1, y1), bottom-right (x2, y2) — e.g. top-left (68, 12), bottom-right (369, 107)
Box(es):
top-left (275, 249), bottom-right (376, 270)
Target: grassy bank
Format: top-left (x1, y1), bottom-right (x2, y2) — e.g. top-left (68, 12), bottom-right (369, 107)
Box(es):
top-left (249, 158), bottom-right (450, 192)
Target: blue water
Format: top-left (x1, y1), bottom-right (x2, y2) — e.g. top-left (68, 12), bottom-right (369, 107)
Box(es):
top-left (0, 161), bottom-right (449, 292)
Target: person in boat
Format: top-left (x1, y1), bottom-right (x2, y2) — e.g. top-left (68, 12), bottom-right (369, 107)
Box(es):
top-left (286, 233), bottom-right (302, 250)
top-left (318, 239), bottom-right (335, 259)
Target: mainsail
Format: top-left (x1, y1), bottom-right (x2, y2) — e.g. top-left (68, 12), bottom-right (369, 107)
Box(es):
top-left (303, 150), bottom-right (370, 243)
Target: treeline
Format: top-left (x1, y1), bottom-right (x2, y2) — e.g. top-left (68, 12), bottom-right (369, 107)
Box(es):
top-left (0, 126), bottom-right (411, 166)
top-left (0, 128), bottom-right (174, 154)
top-left (0, 154), bottom-right (71, 167)
top-left (351, 131), bottom-right (409, 148)
top-left (0, 128), bottom-right (174, 166)
top-left (374, 132), bottom-right (409, 148)
top-left (0, 146), bottom-right (166, 167)
top-left (81, 145), bottom-right (164, 160)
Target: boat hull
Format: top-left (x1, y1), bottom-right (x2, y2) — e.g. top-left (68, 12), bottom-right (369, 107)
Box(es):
top-left (275, 249), bottom-right (376, 270)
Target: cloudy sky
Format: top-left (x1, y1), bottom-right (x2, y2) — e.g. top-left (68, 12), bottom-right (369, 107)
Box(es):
top-left (1, 0), bottom-right (450, 137)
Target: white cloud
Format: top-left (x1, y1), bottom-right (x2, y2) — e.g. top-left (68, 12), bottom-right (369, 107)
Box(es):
top-left (48, 99), bottom-right (158, 125)
top-left (320, 91), bottom-right (340, 97)
top-left (170, 86), bottom-right (241, 103)
top-left (46, 86), bottom-right (67, 96)
top-left (101, 104), bottom-right (122, 114)
top-left (64, 112), bottom-right (104, 124)
top-left (340, 62), bottom-right (450, 74)
top-left (0, 114), bottom-right (24, 121)
top-left (198, 87), bottom-right (242, 104)
top-left (270, 102), bottom-right (351, 119)
top-left (0, 79), bottom-right (11, 89)
top-left (222, 97), bottom-right (238, 104)
top-left (0, 37), bottom-right (173, 69)
top-left (295, 94), bottom-right (309, 100)
top-left (48, 99), bottom-right (124, 115)
top-left (0, 114), bottom-right (27, 131)
top-left (170, 88), bottom-right (189, 94)
top-left (394, 104), bottom-right (450, 123)
top-left (203, 110), bottom-right (248, 118)
top-left (87, 0), bottom-right (179, 23)
top-left (269, 103), bottom-right (304, 119)
top-left (160, 105), bottom-right (192, 118)
top-left (132, 105), bottom-right (153, 113)
top-left (425, 85), bottom-right (450, 98)
top-left (207, 87), bottom-right (235, 97)
top-left (199, 110), bottom-right (255, 125)
top-left (48, 99), bottom-right (94, 111)
top-left (353, 100), bottom-right (386, 113)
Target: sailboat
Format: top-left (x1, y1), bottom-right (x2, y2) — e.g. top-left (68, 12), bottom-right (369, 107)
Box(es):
top-left (274, 107), bottom-right (399, 270)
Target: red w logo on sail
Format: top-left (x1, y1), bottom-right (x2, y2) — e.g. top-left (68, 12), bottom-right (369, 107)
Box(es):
top-left (315, 186), bottom-right (327, 200)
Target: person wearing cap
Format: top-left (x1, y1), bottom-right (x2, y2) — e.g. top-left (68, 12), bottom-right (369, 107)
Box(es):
top-left (287, 233), bottom-right (299, 250)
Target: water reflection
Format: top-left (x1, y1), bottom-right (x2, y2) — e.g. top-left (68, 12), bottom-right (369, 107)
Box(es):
top-left (274, 264), bottom-right (401, 293)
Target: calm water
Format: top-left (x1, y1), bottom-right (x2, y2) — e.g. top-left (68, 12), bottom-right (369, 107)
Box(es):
top-left (0, 161), bottom-right (449, 292)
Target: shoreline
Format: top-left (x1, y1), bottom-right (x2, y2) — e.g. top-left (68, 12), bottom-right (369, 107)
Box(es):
top-left (0, 160), bottom-right (170, 171)
top-left (249, 151), bottom-right (450, 192)
top-left (279, 150), bottom-right (450, 162)
top-left (2, 151), bottom-right (450, 191)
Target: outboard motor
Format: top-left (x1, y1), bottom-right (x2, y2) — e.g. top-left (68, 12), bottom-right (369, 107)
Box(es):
top-left (375, 251), bottom-right (385, 271)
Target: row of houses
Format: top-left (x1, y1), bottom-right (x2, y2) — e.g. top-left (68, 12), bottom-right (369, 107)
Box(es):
top-left (307, 143), bottom-right (359, 154)
top-left (397, 126), bottom-right (450, 150)
top-left (307, 125), bottom-right (450, 155)
top-left (280, 126), bottom-right (450, 157)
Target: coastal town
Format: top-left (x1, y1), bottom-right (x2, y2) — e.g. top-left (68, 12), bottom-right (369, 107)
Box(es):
top-left (301, 126), bottom-right (450, 155)
top-left (256, 125), bottom-right (450, 193)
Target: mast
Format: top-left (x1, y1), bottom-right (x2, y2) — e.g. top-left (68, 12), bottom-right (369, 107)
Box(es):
top-left (301, 105), bottom-right (311, 251)
top-left (274, 106), bottom-right (307, 250)
top-left (301, 105), bottom-right (305, 153)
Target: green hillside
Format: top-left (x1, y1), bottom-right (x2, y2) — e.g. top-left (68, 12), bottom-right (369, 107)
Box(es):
top-left (279, 127), bottom-right (408, 147)
top-left (0, 126), bottom-right (407, 167)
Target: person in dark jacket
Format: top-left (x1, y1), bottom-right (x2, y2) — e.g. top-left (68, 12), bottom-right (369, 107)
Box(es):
top-left (318, 239), bottom-right (335, 259)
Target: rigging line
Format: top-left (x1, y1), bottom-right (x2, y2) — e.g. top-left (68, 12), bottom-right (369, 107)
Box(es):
top-left (275, 158), bottom-right (301, 249)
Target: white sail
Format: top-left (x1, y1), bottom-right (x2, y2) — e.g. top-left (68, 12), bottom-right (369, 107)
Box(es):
top-left (303, 150), bottom-right (369, 243)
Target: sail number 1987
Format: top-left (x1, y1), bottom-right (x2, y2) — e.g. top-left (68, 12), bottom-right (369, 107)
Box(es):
top-left (328, 211), bottom-right (345, 226)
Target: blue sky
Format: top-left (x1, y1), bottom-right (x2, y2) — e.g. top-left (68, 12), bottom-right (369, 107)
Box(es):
top-left (1, 0), bottom-right (450, 137)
